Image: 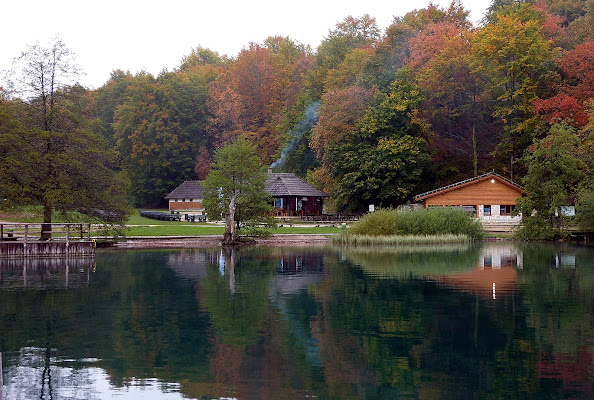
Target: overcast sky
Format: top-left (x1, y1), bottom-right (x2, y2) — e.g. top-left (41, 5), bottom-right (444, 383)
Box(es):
top-left (2, 0), bottom-right (491, 89)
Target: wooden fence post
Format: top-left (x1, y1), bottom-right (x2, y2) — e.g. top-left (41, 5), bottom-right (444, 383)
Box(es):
top-left (24, 225), bottom-right (28, 244)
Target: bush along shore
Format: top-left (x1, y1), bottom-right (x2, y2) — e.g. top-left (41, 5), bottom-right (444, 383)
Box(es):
top-left (334, 207), bottom-right (484, 245)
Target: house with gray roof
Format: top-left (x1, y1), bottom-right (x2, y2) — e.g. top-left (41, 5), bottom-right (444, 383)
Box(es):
top-left (165, 173), bottom-right (329, 217)
top-left (165, 180), bottom-right (206, 216)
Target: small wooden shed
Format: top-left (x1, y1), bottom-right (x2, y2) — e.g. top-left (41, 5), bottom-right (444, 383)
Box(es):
top-left (413, 172), bottom-right (524, 220)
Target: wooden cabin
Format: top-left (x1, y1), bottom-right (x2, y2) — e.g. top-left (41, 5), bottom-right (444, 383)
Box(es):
top-left (165, 173), bottom-right (329, 217)
top-left (413, 172), bottom-right (524, 222)
top-left (266, 173), bottom-right (329, 217)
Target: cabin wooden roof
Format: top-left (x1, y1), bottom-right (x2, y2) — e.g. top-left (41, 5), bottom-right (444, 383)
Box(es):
top-left (265, 173), bottom-right (329, 197)
top-left (166, 174), bottom-right (329, 200)
top-left (413, 172), bottom-right (523, 202)
top-left (165, 180), bottom-right (205, 199)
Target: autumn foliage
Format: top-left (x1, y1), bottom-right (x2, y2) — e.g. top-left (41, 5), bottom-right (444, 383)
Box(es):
top-left (76, 1), bottom-right (594, 210)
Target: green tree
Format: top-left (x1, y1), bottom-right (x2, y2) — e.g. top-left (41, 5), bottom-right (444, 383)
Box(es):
top-left (112, 63), bottom-right (219, 206)
top-left (202, 137), bottom-right (274, 245)
top-left (92, 70), bottom-right (136, 146)
top-left (1, 38), bottom-right (130, 238)
top-left (515, 122), bottom-right (589, 239)
top-left (575, 106), bottom-right (594, 231)
top-left (472, 3), bottom-right (555, 180)
top-left (327, 72), bottom-right (430, 212)
top-left (577, 190), bottom-right (594, 231)
top-left (304, 15), bottom-right (379, 99)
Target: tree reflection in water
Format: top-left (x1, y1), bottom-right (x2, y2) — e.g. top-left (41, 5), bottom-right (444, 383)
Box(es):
top-left (0, 243), bottom-right (592, 399)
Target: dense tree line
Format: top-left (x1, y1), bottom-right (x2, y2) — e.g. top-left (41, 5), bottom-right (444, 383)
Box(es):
top-left (1, 0), bottom-right (593, 224)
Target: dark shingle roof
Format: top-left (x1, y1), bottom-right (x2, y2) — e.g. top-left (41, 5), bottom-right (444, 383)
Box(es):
top-left (265, 173), bottom-right (329, 197)
top-left (166, 174), bottom-right (329, 200)
top-left (165, 180), bottom-right (205, 199)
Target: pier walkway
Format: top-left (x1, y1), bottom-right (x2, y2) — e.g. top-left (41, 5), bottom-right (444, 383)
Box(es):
top-left (0, 223), bottom-right (95, 258)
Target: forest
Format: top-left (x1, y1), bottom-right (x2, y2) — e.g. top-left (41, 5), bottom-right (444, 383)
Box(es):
top-left (1, 0), bottom-right (593, 216)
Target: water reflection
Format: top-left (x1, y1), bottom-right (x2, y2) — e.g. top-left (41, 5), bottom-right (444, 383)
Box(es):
top-left (0, 258), bottom-right (94, 290)
top-left (440, 243), bottom-right (522, 299)
top-left (3, 347), bottom-right (184, 400)
top-left (341, 243), bottom-right (525, 298)
top-left (0, 244), bottom-right (592, 399)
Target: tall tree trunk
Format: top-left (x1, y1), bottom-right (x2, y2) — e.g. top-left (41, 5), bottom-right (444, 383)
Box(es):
top-left (222, 192), bottom-right (237, 245)
top-left (41, 203), bottom-right (52, 241)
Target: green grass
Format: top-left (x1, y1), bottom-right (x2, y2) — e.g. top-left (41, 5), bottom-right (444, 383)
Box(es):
top-left (124, 223), bottom-right (340, 237)
top-left (333, 233), bottom-right (472, 246)
top-left (124, 224), bottom-right (223, 236)
top-left (125, 210), bottom-right (341, 236)
top-left (1, 207), bottom-right (342, 237)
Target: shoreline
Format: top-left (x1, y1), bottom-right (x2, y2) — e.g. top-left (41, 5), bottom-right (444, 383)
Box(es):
top-left (106, 234), bottom-right (519, 249)
top-left (109, 234), bottom-right (333, 249)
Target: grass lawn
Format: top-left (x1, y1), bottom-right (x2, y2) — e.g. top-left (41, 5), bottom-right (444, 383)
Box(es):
top-left (126, 210), bottom-right (341, 236)
top-left (1, 207), bottom-right (342, 236)
top-left (125, 221), bottom-right (341, 236)
top-left (124, 225), bottom-right (342, 236)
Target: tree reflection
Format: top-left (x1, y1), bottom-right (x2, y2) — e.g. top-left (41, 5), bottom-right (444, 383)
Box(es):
top-left (0, 245), bottom-right (592, 399)
top-left (310, 242), bottom-right (594, 399)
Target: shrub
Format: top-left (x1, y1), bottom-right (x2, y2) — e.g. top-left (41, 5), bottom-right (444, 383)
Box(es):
top-left (346, 207), bottom-right (484, 241)
top-left (513, 216), bottom-right (558, 240)
top-left (347, 208), bottom-right (400, 236)
top-left (577, 190), bottom-right (594, 232)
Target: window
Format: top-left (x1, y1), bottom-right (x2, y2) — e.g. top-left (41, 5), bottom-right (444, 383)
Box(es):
top-left (501, 255), bottom-right (514, 267)
top-left (483, 255), bottom-right (492, 267)
top-left (483, 205), bottom-right (491, 216)
top-left (500, 205), bottom-right (515, 216)
top-left (274, 198), bottom-right (283, 209)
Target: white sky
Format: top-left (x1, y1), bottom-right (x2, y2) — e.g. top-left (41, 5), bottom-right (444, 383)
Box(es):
top-left (2, 0), bottom-right (491, 89)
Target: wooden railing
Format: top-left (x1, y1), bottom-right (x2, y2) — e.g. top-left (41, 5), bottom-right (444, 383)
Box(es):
top-left (0, 223), bottom-right (92, 242)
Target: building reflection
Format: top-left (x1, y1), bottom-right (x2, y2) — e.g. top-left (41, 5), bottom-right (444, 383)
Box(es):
top-left (166, 249), bottom-right (218, 281)
top-left (437, 243), bottom-right (522, 299)
top-left (0, 257), bottom-right (94, 289)
top-left (272, 249), bottom-right (325, 295)
top-left (166, 247), bottom-right (327, 296)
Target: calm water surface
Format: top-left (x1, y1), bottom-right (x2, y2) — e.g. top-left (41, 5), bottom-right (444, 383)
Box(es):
top-left (0, 242), bottom-right (593, 399)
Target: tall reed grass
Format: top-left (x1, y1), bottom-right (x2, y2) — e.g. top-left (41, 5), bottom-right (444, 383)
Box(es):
top-left (333, 233), bottom-right (472, 245)
top-left (340, 207), bottom-right (484, 243)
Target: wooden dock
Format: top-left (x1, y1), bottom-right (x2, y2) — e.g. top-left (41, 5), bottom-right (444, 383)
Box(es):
top-left (0, 223), bottom-right (95, 258)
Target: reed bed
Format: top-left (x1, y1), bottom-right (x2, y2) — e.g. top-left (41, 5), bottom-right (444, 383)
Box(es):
top-left (337, 207), bottom-right (484, 245)
top-left (333, 233), bottom-right (472, 246)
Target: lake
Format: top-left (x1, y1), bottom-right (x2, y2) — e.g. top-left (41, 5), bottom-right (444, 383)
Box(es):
top-left (1, 242), bottom-right (593, 399)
